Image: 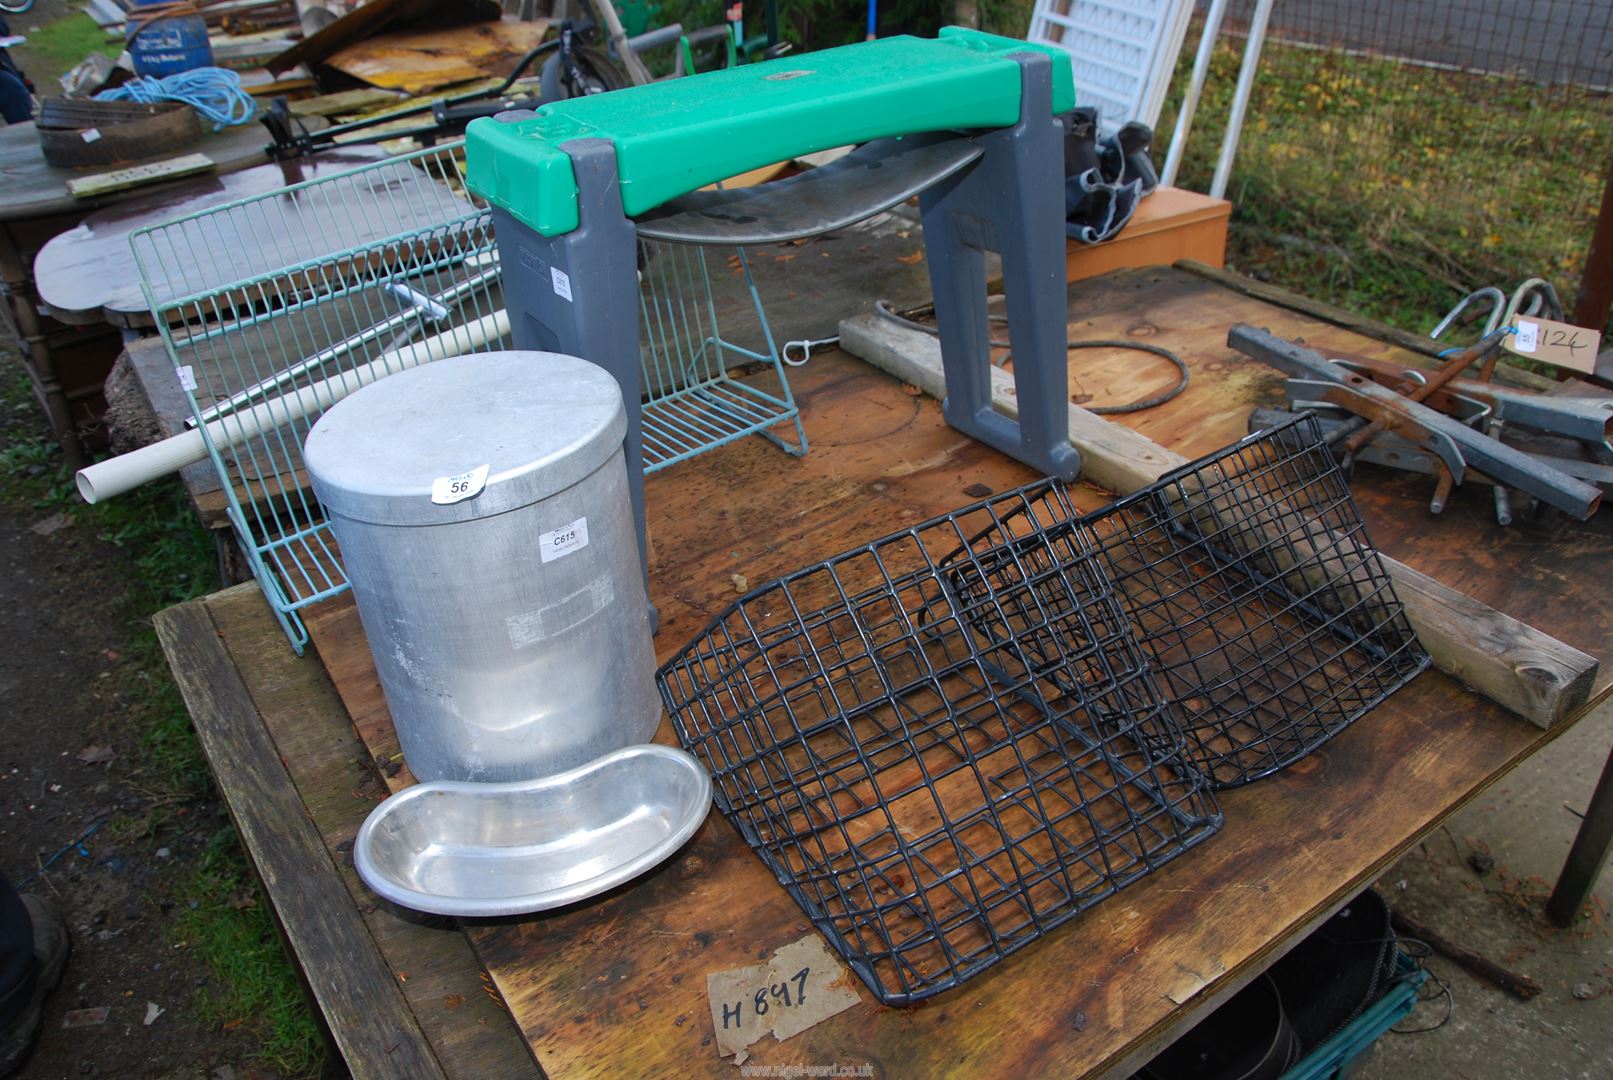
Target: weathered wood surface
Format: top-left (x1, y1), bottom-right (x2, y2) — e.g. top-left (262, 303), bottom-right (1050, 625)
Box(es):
top-left (121, 336), bottom-right (234, 529)
top-left (304, 317), bottom-right (1613, 1079)
top-left (222, 265), bottom-right (1613, 1079)
top-left (839, 292), bottom-right (1600, 729)
top-left (1174, 258), bottom-right (1558, 391)
top-left (167, 585), bottom-right (539, 1078)
top-left (327, 18), bottom-right (552, 94)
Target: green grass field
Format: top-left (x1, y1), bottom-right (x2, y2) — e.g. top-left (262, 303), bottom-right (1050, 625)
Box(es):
top-left (1159, 38), bottom-right (1611, 339)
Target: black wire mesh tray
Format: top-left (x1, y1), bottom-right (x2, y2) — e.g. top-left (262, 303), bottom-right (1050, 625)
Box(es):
top-left (658, 482), bottom-right (1224, 1005)
top-left (969, 413), bottom-right (1430, 788)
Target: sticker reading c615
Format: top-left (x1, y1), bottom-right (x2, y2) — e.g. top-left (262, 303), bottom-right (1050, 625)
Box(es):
top-left (539, 516), bottom-right (589, 563)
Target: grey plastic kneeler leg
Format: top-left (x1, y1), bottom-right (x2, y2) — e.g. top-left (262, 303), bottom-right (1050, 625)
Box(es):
top-left (489, 139), bottom-right (652, 611)
top-left (919, 52), bottom-right (1081, 482)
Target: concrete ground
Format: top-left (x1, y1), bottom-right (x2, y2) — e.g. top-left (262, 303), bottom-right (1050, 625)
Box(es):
top-left (1356, 699), bottom-right (1613, 1079)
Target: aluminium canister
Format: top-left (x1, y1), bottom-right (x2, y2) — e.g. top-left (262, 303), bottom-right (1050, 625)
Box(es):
top-left (303, 351), bottom-right (659, 783)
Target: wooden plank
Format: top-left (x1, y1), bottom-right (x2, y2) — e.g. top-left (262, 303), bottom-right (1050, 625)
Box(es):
top-left (1387, 562), bottom-right (1597, 730)
top-left (153, 598), bottom-right (449, 1080)
top-left (201, 584), bottom-right (540, 1079)
top-left (268, 0), bottom-right (475, 74)
top-left (836, 306), bottom-right (1182, 494)
top-left (66, 154), bottom-right (216, 198)
top-left (837, 289), bottom-right (1598, 729)
top-left (289, 87), bottom-right (410, 117)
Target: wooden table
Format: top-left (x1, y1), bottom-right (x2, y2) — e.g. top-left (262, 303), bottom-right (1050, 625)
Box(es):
top-left (155, 265), bottom-right (1613, 1079)
top-left (0, 119), bottom-right (316, 468)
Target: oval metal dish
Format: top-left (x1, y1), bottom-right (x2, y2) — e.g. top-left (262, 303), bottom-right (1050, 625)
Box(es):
top-left (355, 744), bottom-right (712, 917)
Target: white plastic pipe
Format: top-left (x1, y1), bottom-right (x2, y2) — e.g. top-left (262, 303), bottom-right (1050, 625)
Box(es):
top-left (76, 309), bottom-right (511, 504)
top-left (1161, 0), bottom-right (1230, 190)
top-left (1209, 0), bottom-right (1275, 200)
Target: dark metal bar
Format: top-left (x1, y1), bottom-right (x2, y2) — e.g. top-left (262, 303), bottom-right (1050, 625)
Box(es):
top-left (1547, 735), bottom-right (1613, 927)
top-left (1229, 325), bottom-right (1604, 520)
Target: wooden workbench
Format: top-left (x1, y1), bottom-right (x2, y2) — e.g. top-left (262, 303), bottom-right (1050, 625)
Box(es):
top-left (156, 266), bottom-right (1613, 1079)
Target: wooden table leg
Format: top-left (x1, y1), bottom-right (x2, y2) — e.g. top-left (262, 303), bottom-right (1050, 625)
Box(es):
top-left (1547, 737), bottom-right (1613, 926)
top-left (0, 222), bottom-right (89, 470)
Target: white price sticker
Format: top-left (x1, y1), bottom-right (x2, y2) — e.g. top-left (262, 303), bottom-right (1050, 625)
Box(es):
top-left (430, 463), bottom-right (489, 505)
top-left (176, 365), bottom-right (198, 392)
top-left (539, 516), bottom-right (589, 563)
top-left (1512, 319), bottom-right (1540, 353)
top-left (550, 266), bottom-right (573, 302)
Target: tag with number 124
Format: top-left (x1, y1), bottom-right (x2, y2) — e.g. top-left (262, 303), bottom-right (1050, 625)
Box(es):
top-left (1504, 316), bottom-right (1602, 374)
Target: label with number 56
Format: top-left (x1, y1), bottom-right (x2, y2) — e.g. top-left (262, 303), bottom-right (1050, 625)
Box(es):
top-left (430, 464), bottom-right (489, 505)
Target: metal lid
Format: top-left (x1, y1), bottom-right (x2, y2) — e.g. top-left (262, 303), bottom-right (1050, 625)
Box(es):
top-left (304, 351), bottom-right (626, 527)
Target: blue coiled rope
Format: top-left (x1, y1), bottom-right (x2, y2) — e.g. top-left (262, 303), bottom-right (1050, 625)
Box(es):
top-left (96, 66), bottom-right (257, 130)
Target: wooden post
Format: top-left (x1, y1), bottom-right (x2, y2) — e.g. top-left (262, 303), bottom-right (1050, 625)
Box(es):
top-left (1572, 154), bottom-right (1613, 335)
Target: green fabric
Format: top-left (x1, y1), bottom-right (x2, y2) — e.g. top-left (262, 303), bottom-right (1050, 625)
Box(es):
top-left (466, 28), bottom-right (1075, 237)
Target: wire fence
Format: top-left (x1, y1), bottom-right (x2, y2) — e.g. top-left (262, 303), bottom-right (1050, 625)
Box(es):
top-left (1159, 0), bottom-right (1613, 339)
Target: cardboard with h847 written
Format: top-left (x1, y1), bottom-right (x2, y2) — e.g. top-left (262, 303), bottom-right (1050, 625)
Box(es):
top-left (706, 934), bottom-right (862, 1065)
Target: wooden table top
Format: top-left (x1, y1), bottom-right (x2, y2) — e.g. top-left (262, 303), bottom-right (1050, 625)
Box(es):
top-left (158, 266), bottom-right (1613, 1080)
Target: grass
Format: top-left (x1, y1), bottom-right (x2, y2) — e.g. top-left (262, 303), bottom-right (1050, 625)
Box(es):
top-left (1157, 36), bottom-right (1612, 340)
top-left (11, 13), bottom-right (123, 89)
top-left (0, 367), bottom-right (326, 1078)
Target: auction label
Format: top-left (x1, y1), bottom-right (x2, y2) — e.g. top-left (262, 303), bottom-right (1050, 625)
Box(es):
top-left (539, 516), bottom-right (589, 563)
top-left (430, 463), bottom-right (489, 505)
top-left (1505, 316), bottom-right (1602, 373)
top-left (706, 934), bottom-right (861, 1064)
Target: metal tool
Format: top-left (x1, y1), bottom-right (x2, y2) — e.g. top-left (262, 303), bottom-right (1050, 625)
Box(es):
top-left (1328, 331), bottom-right (1510, 461)
top-left (1229, 325), bottom-right (1603, 520)
top-left (355, 744), bottom-right (712, 917)
top-left (1325, 350), bottom-right (1613, 457)
top-left (1431, 286), bottom-right (1506, 341)
top-left (1252, 408), bottom-right (1613, 497)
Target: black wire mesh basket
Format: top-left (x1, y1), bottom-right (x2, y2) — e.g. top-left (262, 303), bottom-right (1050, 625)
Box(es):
top-left (658, 481), bottom-right (1224, 1005)
top-left (1081, 414), bottom-right (1430, 787)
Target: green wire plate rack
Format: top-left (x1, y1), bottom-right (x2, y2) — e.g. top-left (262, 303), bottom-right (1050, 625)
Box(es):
top-left (131, 142), bottom-right (804, 651)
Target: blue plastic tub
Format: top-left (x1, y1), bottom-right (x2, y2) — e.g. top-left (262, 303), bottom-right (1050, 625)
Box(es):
top-left (1281, 950), bottom-right (1428, 1080)
top-left (126, 0), bottom-right (214, 78)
